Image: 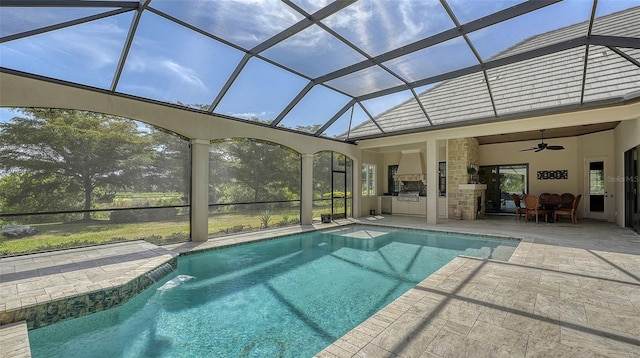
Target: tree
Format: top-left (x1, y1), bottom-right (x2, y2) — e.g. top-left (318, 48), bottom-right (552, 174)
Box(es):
top-left (0, 108), bottom-right (151, 220)
top-left (295, 124), bottom-right (322, 133)
top-left (210, 138), bottom-right (301, 203)
top-left (313, 151), bottom-right (332, 199)
top-left (0, 172), bottom-right (81, 216)
top-left (144, 127), bottom-right (190, 202)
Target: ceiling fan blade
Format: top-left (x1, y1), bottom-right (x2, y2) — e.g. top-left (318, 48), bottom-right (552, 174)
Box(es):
top-left (522, 129), bottom-right (565, 152)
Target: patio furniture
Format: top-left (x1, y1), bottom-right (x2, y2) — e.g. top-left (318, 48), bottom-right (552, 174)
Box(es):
top-left (540, 193), bottom-right (561, 222)
top-left (554, 194), bottom-right (582, 224)
top-left (511, 194), bottom-right (526, 221)
top-left (538, 193), bottom-right (551, 203)
top-left (559, 193), bottom-right (575, 209)
top-left (523, 195), bottom-right (548, 223)
top-left (543, 194), bottom-right (560, 210)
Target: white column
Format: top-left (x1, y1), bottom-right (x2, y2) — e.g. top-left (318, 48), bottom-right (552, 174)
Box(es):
top-left (426, 139), bottom-right (439, 224)
top-left (301, 153), bottom-right (314, 225)
top-left (352, 156), bottom-right (361, 218)
top-left (191, 139), bottom-right (210, 242)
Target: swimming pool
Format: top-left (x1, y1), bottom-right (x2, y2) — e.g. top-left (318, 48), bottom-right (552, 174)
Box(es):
top-left (29, 225), bottom-right (518, 357)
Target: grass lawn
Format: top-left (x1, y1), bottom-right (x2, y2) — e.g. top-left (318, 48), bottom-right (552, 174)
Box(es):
top-left (1, 207), bottom-right (335, 256)
top-left (0, 218), bottom-right (190, 256)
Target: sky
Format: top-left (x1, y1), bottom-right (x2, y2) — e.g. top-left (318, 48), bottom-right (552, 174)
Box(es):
top-left (0, 0), bottom-right (637, 137)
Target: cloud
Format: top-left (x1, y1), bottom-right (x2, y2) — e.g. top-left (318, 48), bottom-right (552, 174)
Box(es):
top-left (47, 18), bottom-right (128, 69)
top-left (161, 60), bottom-right (208, 91)
top-left (322, 0), bottom-right (452, 55)
top-left (184, 0), bottom-right (303, 47)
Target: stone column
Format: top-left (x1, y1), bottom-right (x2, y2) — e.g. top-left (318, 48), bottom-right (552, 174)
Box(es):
top-left (447, 138), bottom-right (481, 220)
top-left (458, 184), bottom-right (487, 220)
top-left (191, 139), bottom-right (210, 242)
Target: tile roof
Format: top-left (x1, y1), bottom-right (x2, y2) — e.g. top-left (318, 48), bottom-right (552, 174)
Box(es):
top-left (347, 6), bottom-right (640, 140)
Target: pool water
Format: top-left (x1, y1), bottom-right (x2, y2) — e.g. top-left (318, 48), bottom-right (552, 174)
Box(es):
top-left (29, 226), bottom-right (518, 357)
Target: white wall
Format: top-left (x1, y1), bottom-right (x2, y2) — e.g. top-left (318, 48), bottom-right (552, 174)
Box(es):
top-left (479, 137), bottom-right (580, 196)
top-left (361, 150), bottom-right (384, 216)
top-left (577, 130), bottom-right (616, 221)
top-left (479, 131), bottom-right (618, 221)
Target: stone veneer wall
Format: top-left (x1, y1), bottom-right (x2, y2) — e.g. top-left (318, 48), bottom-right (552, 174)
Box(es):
top-left (447, 138), bottom-right (484, 220)
top-left (458, 187), bottom-right (486, 220)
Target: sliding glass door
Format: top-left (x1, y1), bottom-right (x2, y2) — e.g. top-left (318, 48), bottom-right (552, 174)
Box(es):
top-left (625, 146), bottom-right (639, 234)
top-left (479, 164), bottom-right (529, 213)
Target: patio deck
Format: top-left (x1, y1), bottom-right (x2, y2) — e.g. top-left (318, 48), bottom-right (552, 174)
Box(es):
top-left (316, 216), bottom-right (640, 357)
top-left (1, 216), bottom-right (639, 357)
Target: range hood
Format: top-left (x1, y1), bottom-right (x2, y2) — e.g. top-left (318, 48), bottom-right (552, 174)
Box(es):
top-left (395, 149), bottom-right (427, 183)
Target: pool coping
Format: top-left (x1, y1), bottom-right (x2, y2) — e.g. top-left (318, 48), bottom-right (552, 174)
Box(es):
top-left (0, 321), bottom-right (30, 358)
top-left (0, 241), bottom-right (178, 330)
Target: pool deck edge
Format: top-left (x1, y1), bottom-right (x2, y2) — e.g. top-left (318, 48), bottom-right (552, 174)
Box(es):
top-left (2, 217), bottom-right (639, 357)
top-left (0, 241), bottom-right (178, 330)
top-left (313, 218), bottom-right (640, 358)
top-left (0, 321), bottom-right (30, 358)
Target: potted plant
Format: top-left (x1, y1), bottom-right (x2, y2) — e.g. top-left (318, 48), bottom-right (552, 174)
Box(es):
top-left (321, 213), bottom-right (332, 223)
top-left (467, 166), bottom-right (478, 184)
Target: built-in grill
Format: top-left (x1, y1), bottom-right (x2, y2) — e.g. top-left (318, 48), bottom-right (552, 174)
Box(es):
top-left (397, 191), bottom-right (420, 202)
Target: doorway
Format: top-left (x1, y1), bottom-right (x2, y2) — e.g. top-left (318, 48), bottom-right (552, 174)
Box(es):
top-left (584, 158), bottom-right (608, 220)
top-left (624, 146), bottom-right (640, 234)
top-left (313, 151), bottom-right (352, 221)
top-left (330, 152), bottom-right (352, 219)
top-left (479, 164), bottom-right (529, 213)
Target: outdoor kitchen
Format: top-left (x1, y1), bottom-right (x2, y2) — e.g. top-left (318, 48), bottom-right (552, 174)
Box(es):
top-left (376, 140), bottom-right (481, 220)
top-left (379, 149), bottom-right (428, 217)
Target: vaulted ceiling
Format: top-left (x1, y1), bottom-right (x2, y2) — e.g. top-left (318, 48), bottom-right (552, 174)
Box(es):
top-left (1, 1), bottom-right (639, 142)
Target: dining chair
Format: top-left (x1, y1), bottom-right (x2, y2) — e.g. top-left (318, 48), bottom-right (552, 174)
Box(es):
top-left (511, 194), bottom-right (526, 221)
top-left (538, 193), bottom-right (551, 203)
top-left (523, 194), bottom-right (548, 223)
top-left (545, 193), bottom-right (561, 210)
top-left (554, 194), bottom-right (582, 224)
top-left (559, 193), bottom-right (575, 209)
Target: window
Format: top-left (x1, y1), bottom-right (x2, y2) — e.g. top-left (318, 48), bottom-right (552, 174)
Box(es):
top-left (439, 162), bottom-right (447, 196)
top-left (589, 162), bottom-right (605, 195)
top-left (362, 163), bottom-right (376, 197)
top-left (388, 165), bottom-right (399, 193)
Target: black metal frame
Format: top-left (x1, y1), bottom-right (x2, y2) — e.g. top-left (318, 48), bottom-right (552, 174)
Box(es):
top-left (0, 204), bottom-right (190, 219)
top-left (480, 163), bottom-right (530, 214)
top-left (1, 0), bottom-right (639, 141)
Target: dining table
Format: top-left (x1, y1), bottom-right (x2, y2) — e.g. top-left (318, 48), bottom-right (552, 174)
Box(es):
top-left (539, 195), bottom-right (561, 222)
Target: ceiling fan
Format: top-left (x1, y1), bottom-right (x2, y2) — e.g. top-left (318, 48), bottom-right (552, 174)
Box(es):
top-left (520, 129), bottom-right (565, 152)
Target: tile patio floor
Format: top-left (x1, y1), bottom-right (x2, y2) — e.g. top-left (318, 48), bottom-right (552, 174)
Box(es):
top-left (1, 216), bottom-right (639, 357)
top-left (315, 216), bottom-right (640, 358)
